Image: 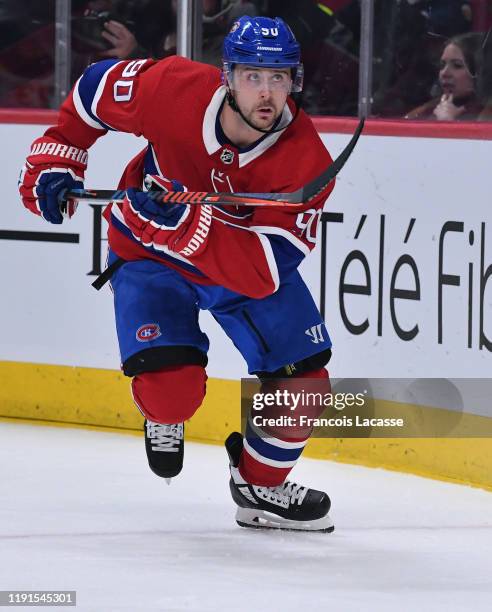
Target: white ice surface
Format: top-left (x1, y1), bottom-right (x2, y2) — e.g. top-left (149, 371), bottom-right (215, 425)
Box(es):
top-left (1, 421), bottom-right (491, 612)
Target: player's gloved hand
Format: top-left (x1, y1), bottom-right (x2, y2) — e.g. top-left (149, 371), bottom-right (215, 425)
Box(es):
top-left (122, 174), bottom-right (212, 257)
top-left (18, 136), bottom-right (87, 224)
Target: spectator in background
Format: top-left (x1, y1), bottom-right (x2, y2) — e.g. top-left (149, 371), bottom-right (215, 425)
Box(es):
top-left (371, 0), bottom-right (475, 117)
top-left (72, 0), bottom-right (175, 60)
top-left (470, 0), bottom-right (492, 32)
top-left (477, 27), bottom-right (492, 120)
top-left (160, 1), bottom-right (258, 66)
top-left (259, 0), bottom-right (359, 115)
top-left (0, 0), bottom-right (173, 107)
top-left (406, 33), bottom-right (486, 120)
top-left (82, 1), bottom-right (257, 66)
top-left (416, 0), bottom-right (473, 38)
top-left (0, 0), bottom-right (256, 108)
top-left (201, 0), bottom-right (259, 66)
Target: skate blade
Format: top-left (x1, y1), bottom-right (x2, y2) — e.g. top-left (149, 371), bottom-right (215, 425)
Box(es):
top-left (165, 478), bottom-right (172, 485)
top-left (235, 508), bottom-right (334, 533)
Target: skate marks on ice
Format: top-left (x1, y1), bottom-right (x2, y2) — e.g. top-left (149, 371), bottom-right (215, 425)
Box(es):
top-left (1, 422), bottom-right (491, 612)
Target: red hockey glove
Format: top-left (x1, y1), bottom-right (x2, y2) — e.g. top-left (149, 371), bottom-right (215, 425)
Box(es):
top-left (18, 136), bottom-right (87, 224)
top-left (121, 175), bottom-right (213, 257)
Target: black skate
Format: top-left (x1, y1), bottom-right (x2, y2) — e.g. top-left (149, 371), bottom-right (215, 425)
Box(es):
top-left (144, 419), bottom-right (184, 481)
top-left (225, 432), bottom-right (334, 533)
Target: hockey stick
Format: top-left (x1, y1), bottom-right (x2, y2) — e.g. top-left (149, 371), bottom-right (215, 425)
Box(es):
top-left (66, 118), bottom-right (364, 209)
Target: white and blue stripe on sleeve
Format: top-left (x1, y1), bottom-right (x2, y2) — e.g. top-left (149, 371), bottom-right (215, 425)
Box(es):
top-left (72, 59), bottom-right (122, 131)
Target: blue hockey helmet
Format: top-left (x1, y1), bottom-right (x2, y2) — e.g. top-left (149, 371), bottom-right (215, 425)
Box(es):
top-left (223, 16), bottom-right (303, 92)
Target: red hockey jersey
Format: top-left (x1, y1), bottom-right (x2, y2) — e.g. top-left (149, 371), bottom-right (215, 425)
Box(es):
top-left (45, 56), bottom-right (335, 298)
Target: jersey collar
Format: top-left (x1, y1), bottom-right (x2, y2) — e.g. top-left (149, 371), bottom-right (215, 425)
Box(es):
top-left (202, 85), bottom-right (293, 168)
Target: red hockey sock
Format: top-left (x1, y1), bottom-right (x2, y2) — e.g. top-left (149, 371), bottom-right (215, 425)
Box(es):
top-left (240, 368), bottom-right (330, 486)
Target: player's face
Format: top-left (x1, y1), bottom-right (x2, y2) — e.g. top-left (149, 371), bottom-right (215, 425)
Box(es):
top-left (439, 44), bottom-right (474, 99)
top-left (231, 66), bottom-right (292, 130)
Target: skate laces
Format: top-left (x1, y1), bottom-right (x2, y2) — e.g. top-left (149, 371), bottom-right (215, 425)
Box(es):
top-left (259, 480), bottom-right (308, 506)
top-left (146, 421), bottom-right (183, 452)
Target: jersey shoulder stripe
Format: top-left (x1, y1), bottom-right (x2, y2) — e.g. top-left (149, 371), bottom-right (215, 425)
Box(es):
top-left (75, 59), bottom-right (121, 131)
top-left (72, 76), bottom-right (105, 131)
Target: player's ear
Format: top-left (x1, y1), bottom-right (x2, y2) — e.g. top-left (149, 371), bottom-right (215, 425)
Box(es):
top-left (222, 61), bottom-right (234, 90)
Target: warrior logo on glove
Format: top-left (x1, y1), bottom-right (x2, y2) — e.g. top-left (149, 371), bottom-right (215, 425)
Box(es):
top-left (121, 174), bottom-right (213, 258)
top-left (18, 137), bottom-right (87, 224)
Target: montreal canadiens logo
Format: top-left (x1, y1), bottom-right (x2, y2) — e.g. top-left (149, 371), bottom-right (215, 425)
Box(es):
top-left (136, 323), bottom-right (162, 342)
top-left (220, 148), bottom-right (234, 165)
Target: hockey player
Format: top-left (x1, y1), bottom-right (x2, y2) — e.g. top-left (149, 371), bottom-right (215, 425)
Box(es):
top-left (18, 16), bottom-right (335, 532)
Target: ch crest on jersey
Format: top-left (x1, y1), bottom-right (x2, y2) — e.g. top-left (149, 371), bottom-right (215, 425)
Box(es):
top-left (136, 323), bottom-right (162, 342)
top-left (220, 148), bottom-right (235, 165)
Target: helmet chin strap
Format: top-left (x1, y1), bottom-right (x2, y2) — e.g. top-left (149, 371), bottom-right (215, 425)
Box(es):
top-left (225, 88), bottom-right (302, 135)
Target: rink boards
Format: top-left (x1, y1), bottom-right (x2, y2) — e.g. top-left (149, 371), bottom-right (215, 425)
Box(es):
top-left (1, 114), bottom-right (491, 489)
